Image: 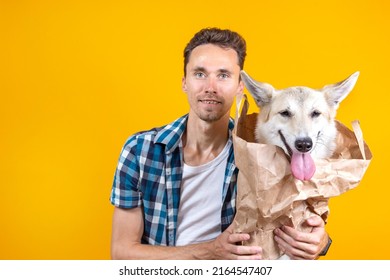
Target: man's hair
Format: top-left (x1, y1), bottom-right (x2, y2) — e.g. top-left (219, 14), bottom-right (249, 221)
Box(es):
top-left (183, 27), bottom-right (247, 76)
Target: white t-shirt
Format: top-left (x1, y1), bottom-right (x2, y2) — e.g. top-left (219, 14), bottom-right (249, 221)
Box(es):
top-left (175, 140), bottom-right (232, 246)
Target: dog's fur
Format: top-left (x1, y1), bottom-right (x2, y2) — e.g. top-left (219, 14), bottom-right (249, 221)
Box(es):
top-left (240, 71), bottom-right (359, 180)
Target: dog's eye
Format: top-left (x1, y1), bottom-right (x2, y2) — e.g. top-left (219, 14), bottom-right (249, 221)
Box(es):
top-left (279, 110), bottom-right (292, 118)
top-left (311, 110), bottom-right (321, 118)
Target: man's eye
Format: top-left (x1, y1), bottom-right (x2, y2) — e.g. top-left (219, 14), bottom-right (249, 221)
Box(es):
top-left (195, 72), bottom-right (205, 78)
top-left (219, 73), bottom-right (229, 79)
top-left (279, 110), bottom-right (292, 118)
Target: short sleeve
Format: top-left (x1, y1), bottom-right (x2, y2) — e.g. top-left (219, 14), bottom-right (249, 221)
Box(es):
top-left (110, 135), bottom-right (142, 208)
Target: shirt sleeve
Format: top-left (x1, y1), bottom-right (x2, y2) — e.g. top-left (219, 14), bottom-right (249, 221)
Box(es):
top-left (110, 135), bottom-right (142, 208)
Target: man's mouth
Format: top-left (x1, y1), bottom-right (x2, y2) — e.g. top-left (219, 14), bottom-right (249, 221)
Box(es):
top-left (199, 99), bottom-right (222, 105)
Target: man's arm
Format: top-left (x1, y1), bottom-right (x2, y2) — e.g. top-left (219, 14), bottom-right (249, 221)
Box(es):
top-left (111, 207), bottom-right (262, 260)
top-left (273, 215), bottom-right (329, 260)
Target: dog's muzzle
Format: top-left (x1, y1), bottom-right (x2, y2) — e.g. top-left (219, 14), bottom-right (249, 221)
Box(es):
top-left (295, 137), bottom-right (313, 153)
top-left (278, 130), bottom-right (293, 157)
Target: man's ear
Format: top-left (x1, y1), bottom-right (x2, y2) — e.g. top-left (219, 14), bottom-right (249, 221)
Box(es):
top-left (238, 79), bottom-right (244, 95)
top-left (182, 77), bottom-right (187, 92)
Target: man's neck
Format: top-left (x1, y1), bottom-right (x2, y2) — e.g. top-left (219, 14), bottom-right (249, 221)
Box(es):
top-left (182, 113), bottom-right (230, 166)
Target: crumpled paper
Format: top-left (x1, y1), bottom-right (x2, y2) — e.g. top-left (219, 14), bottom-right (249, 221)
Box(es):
top-left (232, 94), bottom-right (372, 259)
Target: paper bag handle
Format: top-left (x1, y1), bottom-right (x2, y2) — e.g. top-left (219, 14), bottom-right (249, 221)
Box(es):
top-left (235, 93), bottom-right (249, 119)
top-left (351, 120), bottom-right (366, 160)
top-left (234, 93), bottom-right (250, 134)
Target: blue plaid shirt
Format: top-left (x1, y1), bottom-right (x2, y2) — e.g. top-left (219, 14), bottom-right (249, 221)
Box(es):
top-left (110, 114), bottom-right (238, 246)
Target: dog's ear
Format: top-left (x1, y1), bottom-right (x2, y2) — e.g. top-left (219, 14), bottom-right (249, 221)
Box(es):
top-left (322, 71), bottom-right (360, 107)
top-left (240, 70), bottom-right (274, 107)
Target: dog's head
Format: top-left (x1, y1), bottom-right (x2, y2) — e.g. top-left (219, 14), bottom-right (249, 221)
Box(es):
top-left (241, 70), bottom-right (359, 180)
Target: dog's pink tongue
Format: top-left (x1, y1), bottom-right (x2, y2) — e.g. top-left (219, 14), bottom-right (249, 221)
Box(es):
top-left (291, 152), bottom-right (316, 180)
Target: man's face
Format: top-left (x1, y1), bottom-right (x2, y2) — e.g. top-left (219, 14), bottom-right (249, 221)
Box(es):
top-left (182, 44), bottom-right (243, 123)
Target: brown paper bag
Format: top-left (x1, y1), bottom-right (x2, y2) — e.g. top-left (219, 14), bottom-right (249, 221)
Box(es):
top-left (232, 94), bottom-right (372, 259)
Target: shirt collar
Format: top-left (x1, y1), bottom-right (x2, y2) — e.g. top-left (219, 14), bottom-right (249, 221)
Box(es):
top-left (154, 114), bottom-right (235, 154)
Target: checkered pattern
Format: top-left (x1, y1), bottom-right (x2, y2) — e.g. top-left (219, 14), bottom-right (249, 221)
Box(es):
top-left (110, 114), bottom-right (238, 245)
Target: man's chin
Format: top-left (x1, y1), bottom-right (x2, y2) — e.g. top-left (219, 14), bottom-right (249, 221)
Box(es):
top-left (199, 112), bottom-right (223, 123)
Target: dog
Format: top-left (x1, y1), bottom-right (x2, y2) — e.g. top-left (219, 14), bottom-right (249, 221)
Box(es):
top-left (240, 70), bottom-right (359, 180)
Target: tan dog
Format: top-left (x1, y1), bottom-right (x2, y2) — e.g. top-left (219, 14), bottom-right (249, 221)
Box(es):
top-left (240, 71), bottom-right (359, 180)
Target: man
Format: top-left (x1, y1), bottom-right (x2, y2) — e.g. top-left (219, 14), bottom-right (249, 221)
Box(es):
top-left (110, 27), bottom-right (330, 259)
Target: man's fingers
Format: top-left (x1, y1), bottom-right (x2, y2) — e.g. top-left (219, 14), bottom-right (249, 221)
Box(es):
top-left (226, 233), bottom-right (262, 259)
top-left (232, 245), bottom-right (262, 259)
top-left (305, 215), bottom-right (325, 227)
top-left (228, 232), bottom-right (250, 244)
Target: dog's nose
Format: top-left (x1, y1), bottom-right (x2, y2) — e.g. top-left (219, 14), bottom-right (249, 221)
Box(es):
top-left (295, 137), bottom-right (313, 153)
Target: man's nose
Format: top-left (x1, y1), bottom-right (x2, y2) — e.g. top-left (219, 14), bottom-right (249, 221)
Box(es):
top-left (205, 77), bottom-right (217, 94)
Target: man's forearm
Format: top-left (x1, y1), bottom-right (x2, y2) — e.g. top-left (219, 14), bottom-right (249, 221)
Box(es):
top-left (111, 240), bottom-right (216, 260)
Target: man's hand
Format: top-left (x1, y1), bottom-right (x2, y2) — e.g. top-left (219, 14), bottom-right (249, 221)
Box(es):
top-left (112, 207), bottom-right (262, 260)
top-left (273, 215), bottom-right (329, 260)
top-left (212, 224), bottom-right (262, 260)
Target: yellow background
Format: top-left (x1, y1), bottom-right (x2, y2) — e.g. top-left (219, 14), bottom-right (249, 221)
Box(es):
top-left (1, 0), bottom-right (389, 260)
